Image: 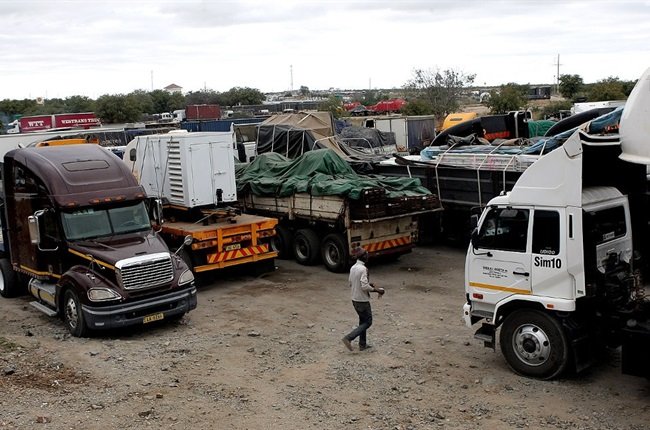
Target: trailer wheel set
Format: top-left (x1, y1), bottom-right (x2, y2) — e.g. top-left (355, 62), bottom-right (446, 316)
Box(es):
top-left (274, 225), bottom-right (351, 273)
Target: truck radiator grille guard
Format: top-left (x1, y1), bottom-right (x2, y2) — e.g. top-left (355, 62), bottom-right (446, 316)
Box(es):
top-left (116, 253), bottom-right (174, 290)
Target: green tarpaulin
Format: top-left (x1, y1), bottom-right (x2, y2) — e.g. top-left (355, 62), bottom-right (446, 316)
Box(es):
top-left (236, 149), bottom-right (431, 200)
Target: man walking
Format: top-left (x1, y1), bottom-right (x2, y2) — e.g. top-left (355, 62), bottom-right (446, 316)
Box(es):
top-left (342, 248), bottom-right (384, 351)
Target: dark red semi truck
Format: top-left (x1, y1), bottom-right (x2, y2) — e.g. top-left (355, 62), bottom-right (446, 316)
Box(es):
top-left (0, 145), bottom-right (197, 336)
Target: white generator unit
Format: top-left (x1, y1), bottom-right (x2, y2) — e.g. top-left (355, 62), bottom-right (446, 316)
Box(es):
top-left (125, 131), bottom-right (237, 208)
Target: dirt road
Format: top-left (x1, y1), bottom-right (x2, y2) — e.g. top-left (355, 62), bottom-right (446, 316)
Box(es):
top-left (1, 245), bottom-right (648, 429)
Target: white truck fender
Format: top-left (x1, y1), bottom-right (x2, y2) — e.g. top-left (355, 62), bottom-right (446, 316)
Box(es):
top-left (494, 294), bottom-right (576, 323)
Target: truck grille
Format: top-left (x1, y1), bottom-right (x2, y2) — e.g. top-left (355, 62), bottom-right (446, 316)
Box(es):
top-left (116, 253), bottom-right (174, 290)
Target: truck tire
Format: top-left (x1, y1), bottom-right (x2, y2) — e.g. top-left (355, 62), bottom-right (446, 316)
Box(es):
top-left (63, 289), bottom-right (89, 337)
top-left (272, 225), bottom-right (293, 259)
top-left (499, 309), bottom-right (569, 380)
top-left (0, 258), bottom-right (19, 298)
top-left (321, 233), bottom-right (350, 273)
top-left (293, 229), bottom-right (321, 266)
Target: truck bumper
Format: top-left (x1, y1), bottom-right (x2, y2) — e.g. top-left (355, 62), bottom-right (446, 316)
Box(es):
top-left (462, 302), bottom-right (472, 327)
top-left (81, 286), bottom-right (197, 330)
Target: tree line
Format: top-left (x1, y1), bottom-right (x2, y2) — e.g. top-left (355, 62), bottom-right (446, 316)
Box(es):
top-left (0, 87), bottom-right (266, 125)
top-left (0, 70), bottom-right (637, 128)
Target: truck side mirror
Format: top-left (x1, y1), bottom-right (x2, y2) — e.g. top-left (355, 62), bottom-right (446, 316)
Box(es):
top-left (152, 199), bottom-right (164, 225)
top-left (470, 214), bottom-right (479, 229)
top-left (28, 215), bottom-right (41, 245)
top-left (174, 235), bottom-right (193, 255)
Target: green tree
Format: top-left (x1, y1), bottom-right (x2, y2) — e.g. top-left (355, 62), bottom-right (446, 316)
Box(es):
top-left (150, 89), bottom-right (174, 113)
top-left (360, 89), bottom-right (388, 106)
top-left (221, 87), bottom-right (265, 106)
top-left (299, 86), bottom-right (310, 97)
top-left (587, 76), bottom-right (627, 101)
top-left (538, 100), bottom-right (573, 119)
top-left (96, 94), bottom-right (141, 123)
top-left (64, 95), bottom-right (96, 113)
top-left (486, 83), bottom-right (529, 114)
top-left (185, 90), bottom-right (221, 105)
top-left (127, 90), bottom-right (154, 115)
top-left (558, 74), bottom-right (583, 99)
top-left (403, 67), bottom-right (476, 119)
top-left (0, 99), bottom-right (38, 117)
top-left (621, 80), bottom-right (637, 96)
top-left (318, 96), bottom-right (344, 118)
top-left (401, 99), bottom-right (433, 116)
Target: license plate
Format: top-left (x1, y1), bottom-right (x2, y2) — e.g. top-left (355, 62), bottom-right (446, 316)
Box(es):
top-left (143, 312), bottom-right (164, 324)
top-left (225, 243), bottom-right (241, 251)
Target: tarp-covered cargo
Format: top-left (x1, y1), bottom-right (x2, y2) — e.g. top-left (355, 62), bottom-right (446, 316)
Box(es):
top-left (256, 111), bottom-right (343, 159)
top-left (236, 149), bottom-right (431, 200)
top-left (255, 112), bottom-right (397, 163)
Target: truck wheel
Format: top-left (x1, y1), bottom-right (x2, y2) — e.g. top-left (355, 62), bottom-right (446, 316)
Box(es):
top-left (272, 225), bottom-right (293, 259)
top-left (63, 289), bottom-right (89, 337)
top-left (321, 233), bottom-right (350, 273)
top-left (293, 229), bottom-right (320, 265)
top-left (0, 258), bottom-right (19, 298)
top-left (500, 309), bottom-right (568, 380)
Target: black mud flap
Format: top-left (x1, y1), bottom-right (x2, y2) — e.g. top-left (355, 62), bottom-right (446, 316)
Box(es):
top-left (621, 325), bottom-right (650, 378)
top-left (474, 323), bottom-right (496, 350)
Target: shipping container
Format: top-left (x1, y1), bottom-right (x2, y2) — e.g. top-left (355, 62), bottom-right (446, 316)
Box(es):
top-left (185, 104), bottom-right (222, 121)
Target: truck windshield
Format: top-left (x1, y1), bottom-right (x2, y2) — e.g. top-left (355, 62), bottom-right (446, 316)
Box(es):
top-left (61, 202), bottom-right (151, 240)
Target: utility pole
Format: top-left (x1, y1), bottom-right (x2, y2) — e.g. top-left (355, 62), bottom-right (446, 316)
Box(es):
top-left (290, 65), bottom-right (294, 93)
top-left (150, 70), bottom-right (154, 91)
top-left (553, 54), bottom-right (562, 94)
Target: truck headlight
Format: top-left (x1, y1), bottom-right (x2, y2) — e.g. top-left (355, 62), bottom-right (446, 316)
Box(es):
top-left (179, 269), bottom-right (194, 286)
top-left (88, 288), bottom-right (122, 302)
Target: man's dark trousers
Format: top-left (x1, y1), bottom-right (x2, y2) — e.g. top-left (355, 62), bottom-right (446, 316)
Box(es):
top-left (344, 301), bottom-right (373, 347)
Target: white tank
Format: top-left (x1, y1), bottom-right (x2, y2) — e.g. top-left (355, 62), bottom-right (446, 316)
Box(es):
top-left (619, 67), bottom-right (650, 164)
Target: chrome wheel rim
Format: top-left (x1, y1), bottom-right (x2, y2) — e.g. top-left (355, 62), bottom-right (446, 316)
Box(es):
top-left (65, 296), bottom-right (79, 330)
top-left (512, 323), bottom-right (551, 367)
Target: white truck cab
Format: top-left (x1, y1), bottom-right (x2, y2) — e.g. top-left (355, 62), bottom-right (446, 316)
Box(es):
top-left (463, 67), bottom-right (650, 379)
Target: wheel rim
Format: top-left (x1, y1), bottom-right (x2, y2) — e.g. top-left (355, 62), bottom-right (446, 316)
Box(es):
top-left (65, 296), bottom-right (79, 330)
top-left (0, 270), bottom-right (5, 294)
top-left (511, 323), bottom-right (551, 367)
top-left (295, 237), bottom-right (309, 260)
top-left (323, 241), bottom-right (341, 267)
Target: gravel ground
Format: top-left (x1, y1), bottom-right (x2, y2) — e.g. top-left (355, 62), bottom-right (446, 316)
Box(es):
top-left (1, 245), bottom-right (649, 429)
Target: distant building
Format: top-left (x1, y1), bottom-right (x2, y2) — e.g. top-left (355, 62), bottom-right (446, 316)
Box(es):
top-left (164, 83), bottom-right (183, 94)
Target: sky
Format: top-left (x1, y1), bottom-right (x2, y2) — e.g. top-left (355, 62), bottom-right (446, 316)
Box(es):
top-left (1, 0), bottom-right (649, 100)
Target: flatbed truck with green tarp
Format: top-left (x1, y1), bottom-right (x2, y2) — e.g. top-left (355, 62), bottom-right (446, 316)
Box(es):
top-left (237, 150), bottom-right (441, 273)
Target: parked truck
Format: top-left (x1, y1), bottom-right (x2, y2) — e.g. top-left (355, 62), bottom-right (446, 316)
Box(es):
top-left (462, 67), bottom-right (650, 379)
top-left (124, 131), bottom-right (278, 279)
top-left (237, 149), bottom-right (440, 272)
top-left (0, 144), bottom-right (197, 336)
top-left (5, 112), bottom-right (101, 134)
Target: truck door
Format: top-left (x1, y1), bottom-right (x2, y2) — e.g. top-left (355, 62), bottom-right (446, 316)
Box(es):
top-left (529, 209), bottom-right (571, 299)
top-left (6, 163), bottom-right (62, 276)
top-left (467, 206), bottom-right (532, 303)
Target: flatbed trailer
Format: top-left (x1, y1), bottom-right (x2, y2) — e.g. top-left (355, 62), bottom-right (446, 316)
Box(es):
top-left (240, 191), bottom-right (439, 272)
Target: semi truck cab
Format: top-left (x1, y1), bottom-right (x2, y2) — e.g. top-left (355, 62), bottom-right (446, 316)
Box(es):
top-left (462, 67), bottom-right (650, 379)
top-left (0, 145), bottom-right (197, 336)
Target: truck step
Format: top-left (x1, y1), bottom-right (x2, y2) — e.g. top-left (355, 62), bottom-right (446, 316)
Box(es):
top-left (30, 301), bottom-right (58, 317)
top-left (474, 323), bottom-right (496, 349)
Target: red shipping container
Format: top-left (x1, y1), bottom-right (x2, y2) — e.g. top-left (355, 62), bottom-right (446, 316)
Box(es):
top-left (185, 104), bottom-right (221, 121)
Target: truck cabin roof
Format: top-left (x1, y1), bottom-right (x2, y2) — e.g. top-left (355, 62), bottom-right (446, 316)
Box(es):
top-left (4, 145), bottom-right (146, 208)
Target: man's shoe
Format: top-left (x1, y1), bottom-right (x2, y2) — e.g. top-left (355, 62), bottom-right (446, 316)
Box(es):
top-left (342, 338), bottom-right (353, 351)
top-left (359, 344), bottom-right (372, 351)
